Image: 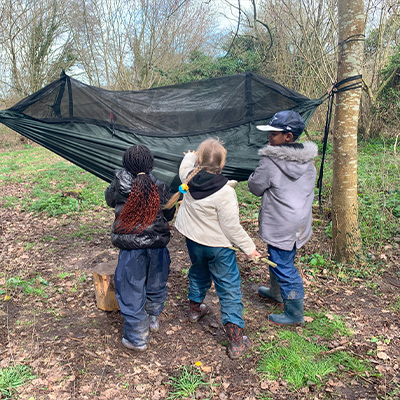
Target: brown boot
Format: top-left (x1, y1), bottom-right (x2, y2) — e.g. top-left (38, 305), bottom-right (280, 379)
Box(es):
top-left (189, 300), bottom-right (208, 323)
top-left (224, 322), bottom-right (252, 359)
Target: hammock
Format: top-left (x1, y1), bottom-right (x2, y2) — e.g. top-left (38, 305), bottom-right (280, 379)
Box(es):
top-left (0, 71), bottom-right (322, 191)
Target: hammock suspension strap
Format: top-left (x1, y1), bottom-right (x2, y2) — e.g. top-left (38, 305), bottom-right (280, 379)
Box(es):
top-left (317, 74), bottom-right (363, 213)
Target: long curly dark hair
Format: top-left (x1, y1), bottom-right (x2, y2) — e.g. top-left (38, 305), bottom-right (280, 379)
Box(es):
top-left (115, 145), bottom-right (160, 234)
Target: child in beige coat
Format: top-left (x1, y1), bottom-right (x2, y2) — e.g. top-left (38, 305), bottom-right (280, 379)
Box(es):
top-left (164, 138), bottom-right (260, 359)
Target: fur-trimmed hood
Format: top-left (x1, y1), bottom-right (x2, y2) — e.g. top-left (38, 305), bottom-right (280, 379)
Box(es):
top-left (258, 141), bottom-right (318, 163)
top-left (258, 141), bottom-right (318, 180)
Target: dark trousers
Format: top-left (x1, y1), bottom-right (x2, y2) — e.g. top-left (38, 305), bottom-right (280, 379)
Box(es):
top-left (114, 247), bottom-right (170, 346)
top-left (186, 238), bottom-right (244, 328)
top-left (268, 244), bottom-right (304, 300)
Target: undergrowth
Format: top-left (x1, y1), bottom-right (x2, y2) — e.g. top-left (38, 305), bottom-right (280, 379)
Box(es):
top-left (5, 276), bottom-right (49, 298)
top-left (0, 145), bottom-right (108, 215)
top-left (0, 365), bottom-right (35, 399)
top-left (258, 312), bottom-right (374, 392)
top-left (167, 365), bottom-right (212, 400)
top-left (315, 137), bottom-right (399, 255)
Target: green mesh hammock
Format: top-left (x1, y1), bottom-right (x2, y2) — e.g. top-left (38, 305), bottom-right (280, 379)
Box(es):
top-left (0, 71), bottom-right (321, 190)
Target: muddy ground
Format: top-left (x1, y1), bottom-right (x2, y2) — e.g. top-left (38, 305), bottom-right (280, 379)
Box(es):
top-left (1, 184), bottom-right (400, 400)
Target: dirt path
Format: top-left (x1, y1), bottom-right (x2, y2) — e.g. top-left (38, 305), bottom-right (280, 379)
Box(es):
top-left (1, 200), bottom-right (399, 399)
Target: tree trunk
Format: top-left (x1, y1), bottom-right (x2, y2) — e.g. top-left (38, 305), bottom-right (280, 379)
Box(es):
top-left (332, 0), bottom-right (365, 262)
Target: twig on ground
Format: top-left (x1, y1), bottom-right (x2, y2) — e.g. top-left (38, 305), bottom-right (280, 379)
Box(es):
top-left (349, 372), bottom-right (376, 385)
top-left (68, 336), bottom-right (83, 341)
top-left (387, 280), bottom-right (400, 288)
top-left (320, 345), bottom-right (347, 354)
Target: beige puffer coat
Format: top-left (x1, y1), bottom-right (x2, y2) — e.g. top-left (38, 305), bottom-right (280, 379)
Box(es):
top-left (175, 153), bottom-right (256, 256)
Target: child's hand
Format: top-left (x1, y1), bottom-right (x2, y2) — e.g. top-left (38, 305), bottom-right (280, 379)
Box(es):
top-left (248, 249), bottom-right (262, 260)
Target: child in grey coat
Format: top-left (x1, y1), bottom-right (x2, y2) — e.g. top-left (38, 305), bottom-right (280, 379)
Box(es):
top-left (248, 110), bottom-right (318, 325)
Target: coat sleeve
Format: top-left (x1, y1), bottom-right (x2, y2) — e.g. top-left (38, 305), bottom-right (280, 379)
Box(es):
top-left (179, 153), bottom-right (197, 182)
top-left (216, 187), bottom-right (256, 256)
top-left (105, 169), bottom-right (130, 208)
top-left (104, 179), bottom-right (118, 208)
top-left (247, 157), bottom-right (272, 197)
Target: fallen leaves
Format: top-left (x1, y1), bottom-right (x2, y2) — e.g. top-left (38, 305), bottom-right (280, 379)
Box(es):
top-left (325, 313), bottom-right (336, 320)
top-left (1, 168), bottom-right (400, 400)
top-left (200, 365), bottom-right (212, 373)
top-left (376, 351), bottom-right (389, 360)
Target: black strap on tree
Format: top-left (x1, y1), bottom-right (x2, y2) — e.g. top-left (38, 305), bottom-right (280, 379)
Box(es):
top-left (316, 74), bottom-right (363, 213)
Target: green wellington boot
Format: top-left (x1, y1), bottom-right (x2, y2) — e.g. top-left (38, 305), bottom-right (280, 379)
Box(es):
top-left (258, 273), bottom-right (283, 304)
top-left (269, 298), bottom-right (305, 326)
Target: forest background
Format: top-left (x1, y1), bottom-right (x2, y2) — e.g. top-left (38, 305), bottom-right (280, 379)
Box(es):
top-left (0, 0), bottom-right (399, 140)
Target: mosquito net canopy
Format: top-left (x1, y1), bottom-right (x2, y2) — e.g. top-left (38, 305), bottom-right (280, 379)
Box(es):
top-left (0, 71), bottom-right (321, 190)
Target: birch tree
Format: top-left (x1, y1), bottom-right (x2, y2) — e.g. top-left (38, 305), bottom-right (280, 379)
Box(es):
top-left (331, 0), bottom-right (365, 262)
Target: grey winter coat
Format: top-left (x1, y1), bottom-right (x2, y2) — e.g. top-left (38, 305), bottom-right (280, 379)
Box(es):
top-left (248, 142), bottom-right (318, 251)
top-left (105, 170), bottom-right (175, 250)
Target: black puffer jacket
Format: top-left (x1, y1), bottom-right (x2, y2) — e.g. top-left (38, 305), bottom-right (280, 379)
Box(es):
top-left (105, 169), bottom-right (176, 250)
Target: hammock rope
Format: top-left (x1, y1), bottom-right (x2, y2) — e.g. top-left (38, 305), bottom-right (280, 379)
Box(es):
top-left (317, 74), bottom-right (363, 212)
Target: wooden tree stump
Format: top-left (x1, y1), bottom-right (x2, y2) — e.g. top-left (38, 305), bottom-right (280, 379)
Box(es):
top-left (92, 261), bottom-right (120, 311)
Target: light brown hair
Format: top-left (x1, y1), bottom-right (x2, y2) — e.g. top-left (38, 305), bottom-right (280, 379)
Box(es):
top-left (163, 138), bottom-right (227, 209)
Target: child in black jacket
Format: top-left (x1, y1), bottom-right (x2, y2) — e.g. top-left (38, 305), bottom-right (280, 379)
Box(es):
top-left (105, 145), bottom-right (175, 351)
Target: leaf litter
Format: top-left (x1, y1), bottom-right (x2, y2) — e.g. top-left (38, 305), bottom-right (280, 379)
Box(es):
top-left (0, 181), bottom-right (399, 399)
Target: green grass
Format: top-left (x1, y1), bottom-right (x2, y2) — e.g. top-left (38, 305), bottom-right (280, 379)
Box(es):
top-left (0, 365), bottom-right (35, 399)
top-left (236, 181), bottom-right (260, 220)
top-left (357, 140), bottom-right (400, 247)
top-left (26, 191), bottom-right (80, 216)
top-left (303, 311), bottom-right (352, 339)
top-left (57, 272), bottom-right (71, 279)
top-left (167, 366), bottom-right (212, 400)
top-left (6, 276), bottom-right (49, 298)
top-left (258, 331), bottom-right (337, 388)
top-left (0, 146), bottom-right (108, 215)
top-left (315, 137), bottom-right (399, 254)
top-left (257, 312), bottom-right (372, 391)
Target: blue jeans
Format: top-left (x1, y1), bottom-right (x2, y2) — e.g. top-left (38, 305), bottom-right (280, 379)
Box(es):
top-left (114, 247), bottom-right (170, 346)
top-left (186, 239), bottom-right (244, 328)
top-left (268, 244), bottom-right (304, 300)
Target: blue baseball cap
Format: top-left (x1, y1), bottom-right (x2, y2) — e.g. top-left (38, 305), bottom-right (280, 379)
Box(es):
top-left (257, 110), bottom-right (305, 137)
